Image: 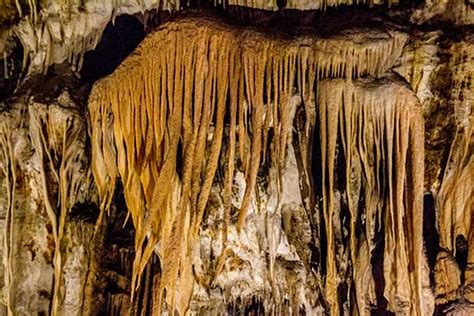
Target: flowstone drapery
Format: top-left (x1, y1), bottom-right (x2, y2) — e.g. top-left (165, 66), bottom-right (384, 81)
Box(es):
top-left (317, 77), bottom-right (425, 315)
top-left (88, 15), bottom-right (426, 314)
top-left (0, 0), bottom-right (472, 315)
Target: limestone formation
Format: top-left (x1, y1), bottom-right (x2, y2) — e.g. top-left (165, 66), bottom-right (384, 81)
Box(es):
top-left (0, 1), bottom-right (472, 315)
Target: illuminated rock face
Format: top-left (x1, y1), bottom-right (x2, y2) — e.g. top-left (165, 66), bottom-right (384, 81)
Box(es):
top-left (88, 17), bottom-right (421, 314)
top-left (0, 2), bottom-right (472, 316)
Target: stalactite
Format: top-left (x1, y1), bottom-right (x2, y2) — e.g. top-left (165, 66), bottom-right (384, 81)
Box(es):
top-left (223, 0), bottom-right (400, 11)
top-left (1, 1), bottom-right (472, 315)
top-left (317, 76), bottom-right (424, 315)
top-left (88, 16), bottom-right (411, 314)
top-left (4, 0), bottom-right (178, 76)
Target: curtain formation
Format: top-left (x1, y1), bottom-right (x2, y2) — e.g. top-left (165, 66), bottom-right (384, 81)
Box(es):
top-left (317, 78), bottom-right (424, 315)
top-left (88, 16), bottom-right (423, 314)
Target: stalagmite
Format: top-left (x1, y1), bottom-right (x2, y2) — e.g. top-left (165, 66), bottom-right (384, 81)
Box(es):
top-left (0, 112), bottom-right (16, 316)
top-left (29, 98), bottom-right (93, 315)
top-left (0, 92), bottom-right (93, 314)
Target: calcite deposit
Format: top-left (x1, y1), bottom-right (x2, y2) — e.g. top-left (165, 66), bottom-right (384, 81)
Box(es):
top-left (0, 1), bottom-right (472, 315)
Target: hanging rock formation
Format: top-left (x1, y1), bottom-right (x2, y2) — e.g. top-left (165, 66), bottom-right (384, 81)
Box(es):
top-left (0, 1), bottom-right (472, 315)
top-left (87, 14), bottom-right (425, 314)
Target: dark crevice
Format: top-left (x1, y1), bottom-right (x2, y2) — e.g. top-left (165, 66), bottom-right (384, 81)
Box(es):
top-left (0, 36), bottom-right (24, 102)
top-left (227, 295), bottom-right (265, 315)
top-left (176, 139), bottom-right (184, 181)
top-left (104, 181), bottom-right (135, 249)
top-left (455, 235), bottom-right (468, 285)
top-left (214, 0), bottom-right (422, 30)
top-left (370, 213), bottom-right (393, 315)
top-left (80, 14), bottom-right (146, 84)
top-left (423, 193), bottom-right (440, 287)
top-left (311, 109), bottom-right (326, 278)
top-left (16, 64), bottom-right (89, 105)
top-left (69, 202), bottom-right (100, 223)
top-left (99, 181), bottom-right (136, 314)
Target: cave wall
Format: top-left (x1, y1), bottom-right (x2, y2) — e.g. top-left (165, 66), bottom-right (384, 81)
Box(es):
top-left (0, 1), bottom-right (472, 315)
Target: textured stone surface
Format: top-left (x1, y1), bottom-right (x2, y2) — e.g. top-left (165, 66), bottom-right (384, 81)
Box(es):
top-left (0, 2), bottom-right (472, 315)
top-left (0, 70), bottom-right (103, 315)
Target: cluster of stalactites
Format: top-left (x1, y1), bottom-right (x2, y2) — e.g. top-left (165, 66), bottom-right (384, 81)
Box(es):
top-left (316, 77), bottom-right (424, 315)
top-left (0, 0), bottom-right (400, 23)
top-left (0, 0), bottom-right (28, 25)
top-left (0, 0), bottom-right (181, 24)
top-left (1, 0), bottom-right (405, 77)
top-left (88, 16), bottom-right (408, 314)
top-left (1, 0), bottom-right (178, 75)
top-left (224, 0), bottom-right (399, 10)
